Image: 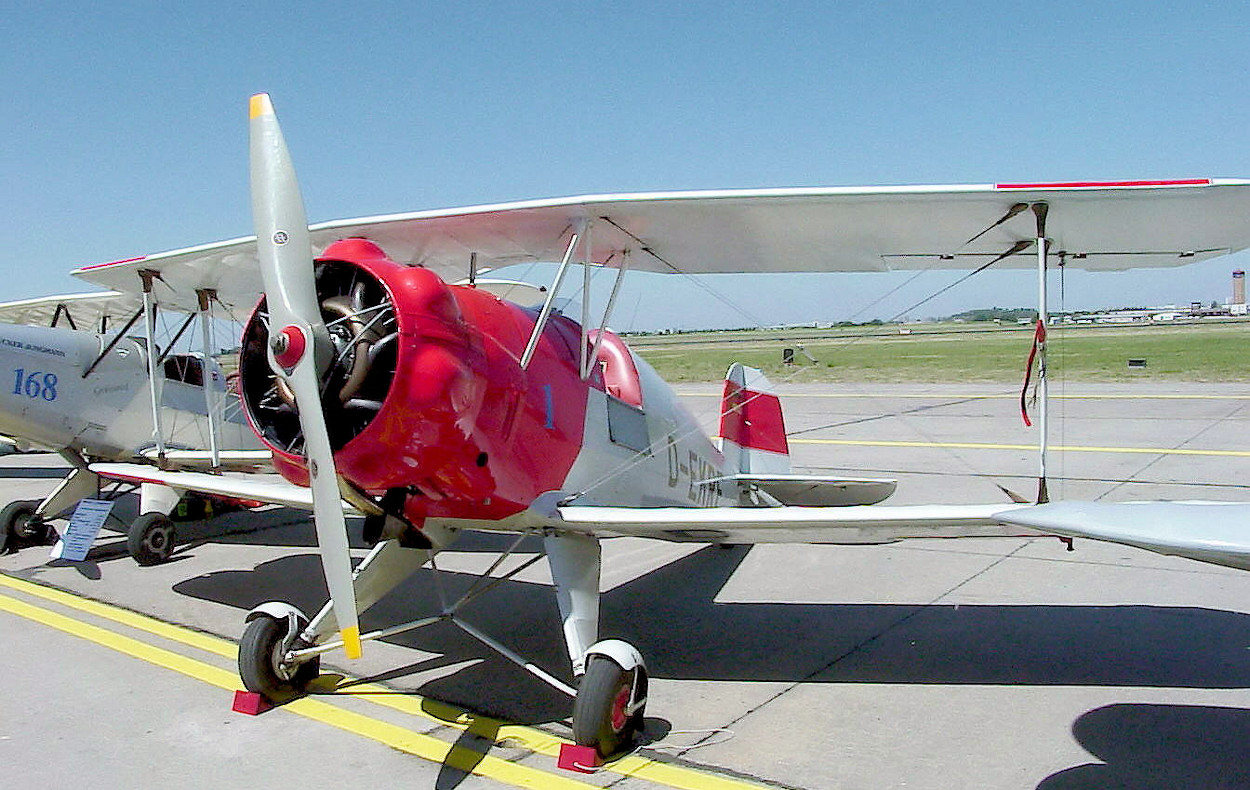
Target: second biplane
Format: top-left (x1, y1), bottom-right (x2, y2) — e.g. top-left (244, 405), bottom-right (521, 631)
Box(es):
top-left (0, 291), bottom-right (267, 562)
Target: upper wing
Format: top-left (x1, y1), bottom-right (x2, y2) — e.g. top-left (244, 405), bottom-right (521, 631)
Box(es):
top-left (996, 501), bottom-right (1250, 571)
top-left (73, 179), bottom-right (1250, 313)
top-left (0, 291), bottom-right (144, 330)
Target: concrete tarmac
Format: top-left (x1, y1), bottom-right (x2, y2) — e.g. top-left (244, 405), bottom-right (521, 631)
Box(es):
top-left (2, 382), bottom-right (1249, 789)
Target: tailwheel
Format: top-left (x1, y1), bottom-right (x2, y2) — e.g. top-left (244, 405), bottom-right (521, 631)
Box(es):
top-left (239, 615), bottom-right (321, 701)
top-left (572, 654), bottom-right (648, 757)
top-left (127, 513), bottom-right (177, 565)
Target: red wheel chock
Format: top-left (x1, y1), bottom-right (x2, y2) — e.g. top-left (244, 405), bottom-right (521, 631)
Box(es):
top-left (557, 743), bottom-right (601, 773)
top-left (232, 690), bottom-right (274, 715)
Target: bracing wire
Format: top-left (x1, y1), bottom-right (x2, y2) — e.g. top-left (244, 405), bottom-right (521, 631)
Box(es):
top-left (566, 241), bottom-right (1033, 502)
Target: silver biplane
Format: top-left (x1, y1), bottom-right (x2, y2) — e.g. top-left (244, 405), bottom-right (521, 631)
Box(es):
top-left (0, 289), bottom-right (267, 562)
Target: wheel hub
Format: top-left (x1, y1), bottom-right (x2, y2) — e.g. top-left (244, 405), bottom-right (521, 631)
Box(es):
top-left (610, 684), bottom-right (631, 731)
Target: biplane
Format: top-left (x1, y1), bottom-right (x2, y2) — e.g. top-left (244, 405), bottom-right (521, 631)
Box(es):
top-left (50, 93), bottom-right (1250, 756)
top-left (0, 290), bottom-right (267, 562)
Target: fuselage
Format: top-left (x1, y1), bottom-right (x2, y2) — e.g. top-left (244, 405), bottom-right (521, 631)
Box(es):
top-left (0, 322), bottom-right (258, 459)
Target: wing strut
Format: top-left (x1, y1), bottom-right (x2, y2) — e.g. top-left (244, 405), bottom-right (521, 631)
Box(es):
top-left (196, 289), bottom-right (222, 469)
top-left (520, 224), bottom-right (582, 370)
top-left (138, 269), bottom-right (167, 465)
top-left (579, 221), bottom-right (593, 377)
top-left (582, 250), bottom-right (632, 380)
top-left (1032, 202), bottom-right (1050, 504)
top-left (51, 302), bottom-right (78, 330)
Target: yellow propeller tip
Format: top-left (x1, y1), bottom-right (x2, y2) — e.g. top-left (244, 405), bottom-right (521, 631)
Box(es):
top-left (249, 93), bottom-right (274, 119)
top-left (342, 625), bottom-right (362, 660)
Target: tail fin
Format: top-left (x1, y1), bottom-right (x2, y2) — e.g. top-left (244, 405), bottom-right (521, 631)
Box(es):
top-left (719, 363), bottom-right (790, 475)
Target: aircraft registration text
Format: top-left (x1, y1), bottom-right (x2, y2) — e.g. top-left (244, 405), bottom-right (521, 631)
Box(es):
top-left (11, 369), bottom-right (59, 401)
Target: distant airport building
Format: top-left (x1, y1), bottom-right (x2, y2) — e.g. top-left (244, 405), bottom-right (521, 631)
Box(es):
top-left (1234, 270), bottom-right (1246, 306)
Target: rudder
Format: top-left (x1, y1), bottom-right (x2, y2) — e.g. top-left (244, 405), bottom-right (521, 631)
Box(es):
top-left (718, 363), bottom-right (790, 475)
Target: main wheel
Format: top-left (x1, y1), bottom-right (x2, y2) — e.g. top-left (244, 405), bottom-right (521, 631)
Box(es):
top-left (572, 655), bottom-right (648, 757)
top-left (1, 500), bottom-right (41, 551)
top-left (127, 513), bottom-right (177, 565)
top-left (239, 615), bottom-right (321, 700)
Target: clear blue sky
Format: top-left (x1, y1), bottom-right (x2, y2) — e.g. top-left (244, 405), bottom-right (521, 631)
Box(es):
top-left (4, 1), bottom-right (1249, 330)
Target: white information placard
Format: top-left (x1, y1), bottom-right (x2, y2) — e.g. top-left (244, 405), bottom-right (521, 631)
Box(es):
top-left (50, 499), bottom-right (115, 562)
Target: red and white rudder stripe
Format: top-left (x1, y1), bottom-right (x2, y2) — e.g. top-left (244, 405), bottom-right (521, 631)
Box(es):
top-left (718, 363), bottom-right (790, 475)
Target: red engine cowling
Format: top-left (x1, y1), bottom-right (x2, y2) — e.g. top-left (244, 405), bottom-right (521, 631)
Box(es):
top-left (239, 238), bottom-right (587, 525)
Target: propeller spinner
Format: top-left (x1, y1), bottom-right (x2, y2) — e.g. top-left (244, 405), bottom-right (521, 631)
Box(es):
top-left (249, 93), bottom-right (362, 659)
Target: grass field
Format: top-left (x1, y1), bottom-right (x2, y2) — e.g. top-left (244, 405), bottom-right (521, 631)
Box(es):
top-left (629, 320), bottom-right (1250, 383)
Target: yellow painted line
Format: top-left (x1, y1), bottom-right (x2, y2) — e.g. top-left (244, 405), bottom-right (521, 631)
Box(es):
top-left (0, 573), bottom-right (236, 658)
top-left (350, 687), bottom-right (761, 790)
top-left (790, 437), bottom-right (1250, 457)
top-left (0, 574), bottom-right (765, 789)
top-left (0, 590), bottom-right (596, 790)
top-left (686, 391), bottom-right (1250, 400)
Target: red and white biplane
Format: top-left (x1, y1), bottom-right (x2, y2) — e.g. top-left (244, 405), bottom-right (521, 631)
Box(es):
top-left (68, 94), bottom-right (1250, 756)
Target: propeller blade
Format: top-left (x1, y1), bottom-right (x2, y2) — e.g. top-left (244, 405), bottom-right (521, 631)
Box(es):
top-left (249, 93), bottom-right (362, 659)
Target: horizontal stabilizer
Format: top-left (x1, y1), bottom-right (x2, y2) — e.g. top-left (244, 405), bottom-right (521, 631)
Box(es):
top-left (716, 474), bottom-right (896, 506)
top-left (996, 500), bottom-right (1250, 571)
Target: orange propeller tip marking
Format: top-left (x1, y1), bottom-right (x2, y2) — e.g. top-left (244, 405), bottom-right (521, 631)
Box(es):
top-left (342, 626), bottom-right (362, 659)
top-left (249, 93), bottom-right (273, 119)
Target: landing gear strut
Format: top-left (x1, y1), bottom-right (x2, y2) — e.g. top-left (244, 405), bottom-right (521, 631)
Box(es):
top-left (238, 532), bottom-right (649, 758)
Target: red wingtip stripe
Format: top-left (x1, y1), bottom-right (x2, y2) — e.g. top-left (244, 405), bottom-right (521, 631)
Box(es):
top-left (75, 256), bottom-right (148, 271)
top-left (995, 179), bottom-right (1211, 190)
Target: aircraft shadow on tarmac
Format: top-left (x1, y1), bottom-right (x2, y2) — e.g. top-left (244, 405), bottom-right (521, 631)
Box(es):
top-left (0, 465), bottom-right (77, 479)
top-left (67, 505), bottom-right (452, 563)
top-left (159, 509), bottom-right (534, 555)
top-left (172, 543), bottom-right (1250, 726)
top-left (1038, 703), bottom-right (1250, 790)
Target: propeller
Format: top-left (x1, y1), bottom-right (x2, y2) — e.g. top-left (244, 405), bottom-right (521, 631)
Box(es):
top-left (249, 93), bottom-right (362, 659)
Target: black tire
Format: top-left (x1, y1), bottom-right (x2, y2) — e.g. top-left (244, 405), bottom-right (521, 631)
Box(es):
top-left (238, 615), bottom-right (320, 701)
top-left (127, 513), bottom-right (177, 565)
top-left (1, 500), bottom-right (40, 550)
top-left (572, 656), bottom-right (647, 757)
